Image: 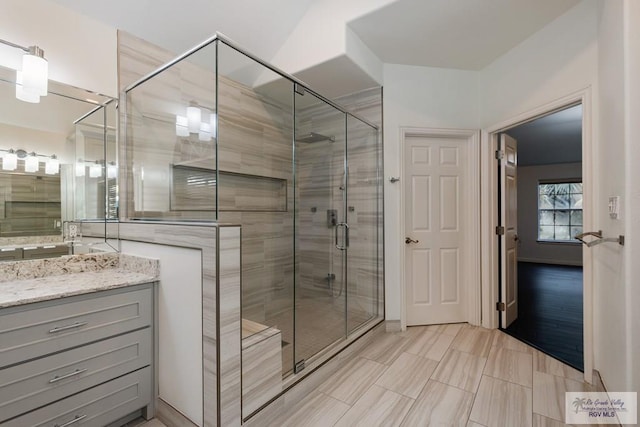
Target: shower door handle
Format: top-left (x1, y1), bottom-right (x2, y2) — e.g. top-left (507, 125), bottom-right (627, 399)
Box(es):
top-left (335, 222), bottom-right (350, 250)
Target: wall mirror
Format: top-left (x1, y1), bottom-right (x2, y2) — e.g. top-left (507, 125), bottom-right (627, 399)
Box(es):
top-left (0, 65), bottom-right (118, 261)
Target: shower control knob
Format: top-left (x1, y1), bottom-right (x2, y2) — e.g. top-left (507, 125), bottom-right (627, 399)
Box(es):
top-left (405, 237), bottom-right (419, 244)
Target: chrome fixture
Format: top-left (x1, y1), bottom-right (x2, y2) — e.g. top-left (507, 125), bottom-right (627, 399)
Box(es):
top-left (575, 230), bottom-right (625, 247)
top-left (0, 147), bottom-right (58, 174)
top-left (0, 38), bottom-right (48, 103)
top-left (295, 132), bottom-right (335, 143)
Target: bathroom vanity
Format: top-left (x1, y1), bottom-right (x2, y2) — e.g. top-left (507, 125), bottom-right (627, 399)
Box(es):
top-left (0, 253), bottom-right (159, 427)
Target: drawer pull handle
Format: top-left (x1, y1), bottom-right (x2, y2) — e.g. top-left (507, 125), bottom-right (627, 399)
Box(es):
top-left (49, 368), bottom-right (87, 383)
top-left (55, 414), bottom-right (87, 427)
top-left (48, 321), bottom-right (88, 334)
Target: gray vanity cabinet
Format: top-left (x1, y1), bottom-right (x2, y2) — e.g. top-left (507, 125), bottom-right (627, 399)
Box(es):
top-left (0, 283), bottom-right (155, 426)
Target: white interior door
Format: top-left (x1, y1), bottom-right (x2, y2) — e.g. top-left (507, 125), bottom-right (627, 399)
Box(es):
top-left (500, 133), bottom-right (518, 328)
top-left (404, 135), bottom-right (469, 325)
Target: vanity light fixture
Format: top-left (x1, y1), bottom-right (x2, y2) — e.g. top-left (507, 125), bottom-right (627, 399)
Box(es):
top-left (75, 159), bottom-right (86, 177)
top-left (45, 155), bottom-right (59, 175)
top-left (175, 103), bottom-right (216, 142)
top-left (0, 148), bottom-right (58, 174)
top-left (0, 38), bottom-right (48, 103)
top-left (187, 105), bottom-right (201, 133)
top-left (89, 161), bottom-right (103, 178)
top-left (107, 161), bottom-right (118, 179)
top-left (2, 149), bottom-right (18, 171)
top-left (176, 115), bottom-right (189, 137)
top-left (24, 152), bottom-right (39, 173)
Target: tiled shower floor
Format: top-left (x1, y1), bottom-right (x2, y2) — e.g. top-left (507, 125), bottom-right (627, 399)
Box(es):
top-left (267, 292), bottom-right (374, 376)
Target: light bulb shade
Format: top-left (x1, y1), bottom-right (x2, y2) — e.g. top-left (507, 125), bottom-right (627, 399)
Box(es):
top-left (24, 154), bottom-right (39, 172)
top-left (107, 163), bottom-right (118, 179)
top-left (75, 162), bottom-right (85, 177)
top-left (210, 113), bottom-right (217, 138)
top-left (15, 71), bottom-right (40, 103)
top-left (2, 151), bottom-right (18, 171)
top-left (45, 157), bottom-right (59, 175)
top-left (176, 115), bottom-right (189, 137)
top-left (89, 163), bottom-right (102, 178)
top-left (199, 122), bottom-right (212, 142)
top-left (22, 53), bottom-right (48, 96)
top-left (187, 106), bottom-right (201, 133)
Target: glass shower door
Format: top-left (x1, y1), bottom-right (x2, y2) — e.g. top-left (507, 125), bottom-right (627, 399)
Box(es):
top-left (346, 115), bottom-right (380, 334)
top-left (294, 87), bottom-right (347, 371)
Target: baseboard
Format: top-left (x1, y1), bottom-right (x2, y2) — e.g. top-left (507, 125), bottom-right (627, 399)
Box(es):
top-left (156, 398), bottom-right (198, 427)
top-left (518, 257), bottom-right (583, 267)
top-left (385, 320), bottom-right (402, 332)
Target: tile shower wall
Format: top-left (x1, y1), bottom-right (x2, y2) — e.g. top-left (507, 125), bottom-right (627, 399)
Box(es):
top-left (295, 88), bottom-right (382, 334)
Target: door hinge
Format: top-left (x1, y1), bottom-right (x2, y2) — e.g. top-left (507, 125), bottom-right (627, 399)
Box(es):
top-left (495, 150), bottom-right (504, 160)
top-left (496, 302), bottom-right (506, 311)
top-left (295, 360), bottom-right (305, 373)
top-left (496, 226), bottom-right (505, 235)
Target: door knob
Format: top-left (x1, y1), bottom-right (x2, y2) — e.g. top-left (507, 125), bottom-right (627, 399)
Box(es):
top-left (514, 235), bottom-right (519, 242)
top-left (405, 237), bottom-right (419, 244)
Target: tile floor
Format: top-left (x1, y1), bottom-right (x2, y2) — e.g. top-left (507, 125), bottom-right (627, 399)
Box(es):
top-left (139, 324), bottom-right (605, 427)
top-left (265, 324), bottom-right (604, 427)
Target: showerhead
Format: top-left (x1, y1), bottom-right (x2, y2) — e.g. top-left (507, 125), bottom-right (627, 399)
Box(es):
top-left (295, 132), bottom-right (336, 143)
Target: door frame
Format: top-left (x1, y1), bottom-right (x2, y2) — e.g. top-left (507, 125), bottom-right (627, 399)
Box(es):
top-left (399, 127), bottom-right (481, 329)
top-left (480, 87), bottom-right (594, 383)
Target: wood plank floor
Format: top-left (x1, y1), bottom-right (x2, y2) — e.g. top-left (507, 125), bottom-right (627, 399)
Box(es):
top-left (505, 262), bottom-right (584, 371)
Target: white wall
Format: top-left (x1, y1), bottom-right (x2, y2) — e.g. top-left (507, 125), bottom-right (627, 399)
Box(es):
top-left (383, 63), bottom-right (479, 321)
top-left (119, 240), bottom-right (203, 426)
top-left (0, 0), bottom-right (117, 96)
top-left (595, 0), bottom-right (639, 393)
top-left (517, 163), bottom-right (583, 266)
top-left (478, 0), bottom-right (598, 127)
top-left (476, 0), bottom-right (638, 392)
top-left (623, 0), bottom-right (640, 396)
top-left (0, 123), bottom-right (70, 162)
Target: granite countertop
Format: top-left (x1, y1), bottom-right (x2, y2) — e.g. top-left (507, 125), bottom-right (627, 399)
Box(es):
top-left (0, 253), bottom-right (159, 309)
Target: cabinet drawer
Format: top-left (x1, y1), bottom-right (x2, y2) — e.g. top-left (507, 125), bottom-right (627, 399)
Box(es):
top-left (1, 366), bottom-right (151, 427)
top-left (0, 329), bottom-right (151, 422)
top-left (0, 286), bottom-right (152, 369)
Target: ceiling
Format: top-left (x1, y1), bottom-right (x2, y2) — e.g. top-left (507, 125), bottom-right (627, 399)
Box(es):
top-left (49, 0), bottom-right (581, 76)
top-left (349, 0), bottom-right (580, 70)
top-left (506, 104), bottom-right (582, 166)
top-left (49, 0), bottom-right (316, 60)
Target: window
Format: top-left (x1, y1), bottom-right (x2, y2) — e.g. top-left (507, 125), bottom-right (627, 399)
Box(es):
top-left (538, 182), bottom-right (582, 242)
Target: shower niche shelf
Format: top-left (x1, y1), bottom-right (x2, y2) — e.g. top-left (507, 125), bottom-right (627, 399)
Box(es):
top-left (170, 164), bottom-right (288, 212)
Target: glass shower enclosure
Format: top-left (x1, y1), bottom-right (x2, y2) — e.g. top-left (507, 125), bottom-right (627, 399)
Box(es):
top-left (124, 34), bottom-right (383, 415)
